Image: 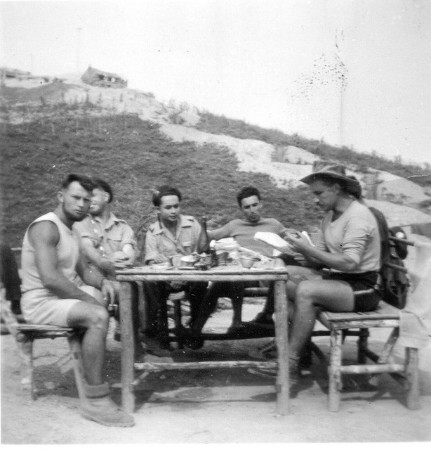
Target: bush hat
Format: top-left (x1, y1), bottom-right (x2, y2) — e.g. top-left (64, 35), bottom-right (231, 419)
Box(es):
top-left (300, 164), bottom-right (361, 194)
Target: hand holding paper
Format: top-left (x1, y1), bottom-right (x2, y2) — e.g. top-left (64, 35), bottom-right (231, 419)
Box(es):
top-left (254, 232), bottom-right (294, 253)
top-left (254, 231), bottom-right (315, 255)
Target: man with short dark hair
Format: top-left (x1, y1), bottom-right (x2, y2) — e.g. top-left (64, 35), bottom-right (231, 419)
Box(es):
top-left (20, 174), bottom-right (134, 427)
top-left (143, 185), bottom-right (207, 351)
top-left (187, 186), bottom-right (291, 347)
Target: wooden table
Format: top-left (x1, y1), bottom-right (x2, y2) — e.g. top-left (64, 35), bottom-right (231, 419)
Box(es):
top-left (116, 266), bottom-right (290, 415)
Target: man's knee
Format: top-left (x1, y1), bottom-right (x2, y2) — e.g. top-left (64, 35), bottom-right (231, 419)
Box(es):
top-left (90, 305), bottom-right (109, 324)
top-left (296, 281), bottom-right (319, 305)
top-left (68, 303), bottom-right (109, 329)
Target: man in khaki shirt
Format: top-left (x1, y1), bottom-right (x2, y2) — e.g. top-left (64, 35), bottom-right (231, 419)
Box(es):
top-left (144, 185), bottom-right (207, 350)
top-left (74, 179), bottom-right (144, 362)
top-left (74, 179), bottom-right (137, 277)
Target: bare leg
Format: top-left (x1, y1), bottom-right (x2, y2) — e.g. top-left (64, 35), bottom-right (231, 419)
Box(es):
top-left (67, 302), bottom-right (109, 385)
top-left (253, 263), bottom-right (320, 320)
top-left (288, 279), bottom-right (355, 360)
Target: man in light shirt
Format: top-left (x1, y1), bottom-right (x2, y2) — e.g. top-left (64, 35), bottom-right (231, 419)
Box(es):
top-left (74, 178), bottom-right (145, 362)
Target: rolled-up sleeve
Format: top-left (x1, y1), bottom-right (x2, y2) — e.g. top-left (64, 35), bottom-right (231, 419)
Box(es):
top-left (120, 224), bottom-right (137, 249)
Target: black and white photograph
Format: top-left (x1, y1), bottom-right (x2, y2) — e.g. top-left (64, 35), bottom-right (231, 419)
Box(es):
top-left (1, 0), bottom-right (431, 444)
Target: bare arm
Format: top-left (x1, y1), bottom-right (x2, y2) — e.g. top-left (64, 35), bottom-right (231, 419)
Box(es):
top-left (29, 222), bottom-right (101, 305)
top-left (208, 223), bottom-right (232, 241)
top-left (119, 243), bottom-right (136, 263)
top-left (115, 225), bottom-right (137, 263)
top-left (76, 253), bottom-right (116, 303)
top-left (79, 237), bottom-right (116, 276)
top-left (282, 232), bottom-right (358, 272)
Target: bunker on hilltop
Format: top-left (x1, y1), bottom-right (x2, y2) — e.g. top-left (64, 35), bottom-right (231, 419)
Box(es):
top-left (81, 66), bottom-right (127, 88)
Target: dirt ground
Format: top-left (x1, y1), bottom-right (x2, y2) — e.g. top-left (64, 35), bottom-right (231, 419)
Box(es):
top-left (1, 300), bottom-right (431, 445)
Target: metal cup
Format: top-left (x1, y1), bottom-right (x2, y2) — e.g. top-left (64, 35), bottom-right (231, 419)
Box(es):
top-left (216, 251), bottom-right (229, 266)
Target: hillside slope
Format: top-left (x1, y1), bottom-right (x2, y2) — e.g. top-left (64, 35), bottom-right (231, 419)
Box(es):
top-left (1, 74), bottom-right (430, 249)
top-left (1, 109), bottom-right (320, 248)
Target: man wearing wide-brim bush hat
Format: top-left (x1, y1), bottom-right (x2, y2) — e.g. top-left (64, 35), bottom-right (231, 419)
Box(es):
top-left (252, 162), bottom-right (382, 382)
top-left (300, 163), bottom-right (361, 193)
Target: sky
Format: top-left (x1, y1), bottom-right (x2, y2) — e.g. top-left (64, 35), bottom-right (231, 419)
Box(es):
top-left (1, 0), bottom-right (430, 166)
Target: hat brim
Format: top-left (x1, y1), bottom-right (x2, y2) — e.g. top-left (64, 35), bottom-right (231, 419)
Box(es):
top-left (300, 172), bottom-right (359, 191)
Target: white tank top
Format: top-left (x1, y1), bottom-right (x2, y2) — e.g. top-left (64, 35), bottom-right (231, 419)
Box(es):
top-left (21, 212), bottom-right (81, 294)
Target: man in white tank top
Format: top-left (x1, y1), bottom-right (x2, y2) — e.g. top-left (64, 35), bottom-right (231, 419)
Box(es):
top-left (20, 174), bottom-right (134, 427)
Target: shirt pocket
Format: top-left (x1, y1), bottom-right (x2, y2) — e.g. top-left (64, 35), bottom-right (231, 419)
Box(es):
top-left (160, 237), bottom-right (176, 256)
top-left (106, 230), bottom-right (124, 252)
top-left (180, 227), bottom-right (194, 253)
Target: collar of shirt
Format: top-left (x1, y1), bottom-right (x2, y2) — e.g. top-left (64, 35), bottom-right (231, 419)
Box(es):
top-left (90, 212), bottom-right (126, 231)
top-left (151, 214), bottom-right (193, 238)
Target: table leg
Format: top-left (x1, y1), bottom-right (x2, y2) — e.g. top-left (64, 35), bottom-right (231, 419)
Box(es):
top-left (274, 279), bottom-right (289, 415)
top-left (120, 281), bottom-right (135, 414)
top-left (405, 347), bottom-right (420, 410)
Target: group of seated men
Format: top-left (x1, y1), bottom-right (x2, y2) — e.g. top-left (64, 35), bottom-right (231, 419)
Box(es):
top-left (14, 164), bottom-right (383, 427)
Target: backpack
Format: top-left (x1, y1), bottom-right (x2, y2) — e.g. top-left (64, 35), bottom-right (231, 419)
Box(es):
top-left (369, 207), bottom-right (410, 309)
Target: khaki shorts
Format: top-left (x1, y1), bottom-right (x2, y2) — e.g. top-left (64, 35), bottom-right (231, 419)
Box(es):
top-left (21, 285), bottom-right (102, 327)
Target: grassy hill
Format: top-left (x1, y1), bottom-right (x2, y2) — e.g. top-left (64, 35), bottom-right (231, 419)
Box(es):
top-left (196, 112), bottom-right (429, 182)
top-left (2, 104), bottom-right (321, 252)
top-left (2, 80), bottom-right (429, 253)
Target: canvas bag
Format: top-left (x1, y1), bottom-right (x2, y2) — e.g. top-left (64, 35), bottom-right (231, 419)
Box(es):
top-left (368, 207), bottom-right (410, 309)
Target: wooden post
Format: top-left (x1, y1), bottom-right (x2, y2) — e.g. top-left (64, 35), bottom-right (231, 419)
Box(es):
top-left (328, 330), bottom-right (342, 412)
top-left (405, 347), bottom-right (420, 410)
top-left (274, 280), bottom-right (289, 415)
top-left (120, 281), bottom-right (135, 414)
top-left (28, 340), bottom-right (36, 400)
top-left (357, 328), bottom-right (369, 364)
top-left (378, 328), bottom-right (399, 363)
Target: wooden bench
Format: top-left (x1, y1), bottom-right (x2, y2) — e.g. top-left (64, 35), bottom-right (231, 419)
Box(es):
top-left (14, 324), bottom-right (86, 403)
top-left (316, 301), bottom-right (420, 412)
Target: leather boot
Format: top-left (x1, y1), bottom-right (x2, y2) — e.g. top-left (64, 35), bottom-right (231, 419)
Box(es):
top-left (81, 382), bottom-right (135, 427)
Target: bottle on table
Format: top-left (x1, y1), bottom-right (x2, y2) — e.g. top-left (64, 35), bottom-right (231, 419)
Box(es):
top-left (197, 216), bottom-right (211, 254)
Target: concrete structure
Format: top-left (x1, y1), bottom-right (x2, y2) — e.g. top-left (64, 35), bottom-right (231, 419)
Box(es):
top-left (81, 66), bottom-right (127, 88)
